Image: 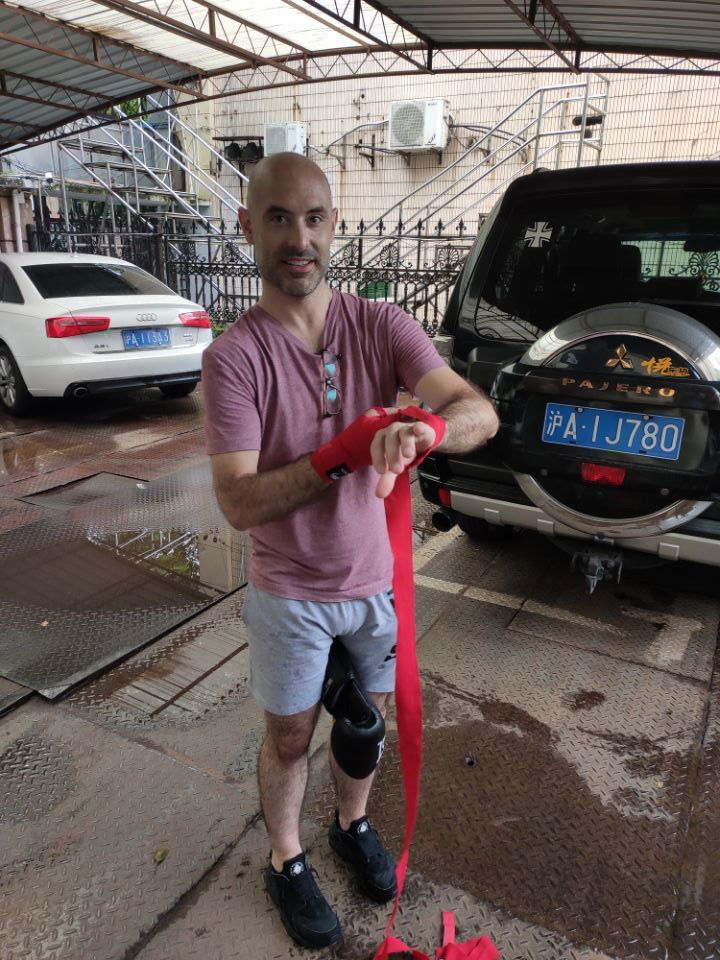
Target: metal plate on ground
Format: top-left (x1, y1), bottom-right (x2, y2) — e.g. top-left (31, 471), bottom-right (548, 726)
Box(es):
top-left (133, 790), bottom-right (601, 960)
top-left (0, 676), bottom-right (31, 715)
top-left (508, 554), bottom-right (718, 682)
top-left (63, 592), bottom-right (266, 786)
top-left (416, 596), bottom-right (708, 958)
top-left (0, 700), bottom-right (254, 960)
top-left (672, 658), bottom-right (720, 959)
top-left (20, 472), bottom-right (144, 508)
top-left (0, 464), bottom-right (248, 697)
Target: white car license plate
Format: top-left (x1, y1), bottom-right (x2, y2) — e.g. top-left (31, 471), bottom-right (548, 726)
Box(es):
top-left (542, 402), bottom-right (684, 461)
top-left (122, 328), bottom-right (171, 350)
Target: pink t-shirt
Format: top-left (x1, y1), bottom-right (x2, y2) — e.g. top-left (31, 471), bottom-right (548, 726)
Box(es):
top-left (202, 290), bottom-right (445, 601)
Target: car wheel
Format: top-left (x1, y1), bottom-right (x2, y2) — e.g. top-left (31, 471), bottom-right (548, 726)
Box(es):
top-left (493, 303), bottom-right (720, 540)
top-left (0, 346), bottom-right (34, 417)
top-left (456, 513), bottom-right (519, 542)
top-left (159, 382), bottom-right (197, 399)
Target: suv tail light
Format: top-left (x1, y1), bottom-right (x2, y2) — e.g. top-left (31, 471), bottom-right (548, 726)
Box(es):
top-left (46, 316), bottom-right (110, 338)
top-left (179, 310), bottom-right (211, 328)
top-left (438, 487), bottom-right (452, 506)
top-left (581, 462), bottom-right (626, 487)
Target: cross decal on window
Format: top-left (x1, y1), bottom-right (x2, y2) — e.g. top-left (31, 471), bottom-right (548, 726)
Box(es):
top-left (523, 222), bottom-right (553, 248)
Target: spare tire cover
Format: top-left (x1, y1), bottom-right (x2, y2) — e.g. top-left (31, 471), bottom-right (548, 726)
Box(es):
top-left (513, 303), bottom-right (720, 538)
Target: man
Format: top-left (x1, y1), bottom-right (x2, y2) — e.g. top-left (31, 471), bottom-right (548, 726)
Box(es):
top-left (202, 153), bottom-right (498, 949)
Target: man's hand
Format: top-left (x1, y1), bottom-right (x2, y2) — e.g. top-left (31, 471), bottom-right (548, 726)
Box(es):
top-left (310, 405), bottom-right (444, 495)
top-left (369, 408), bottom-right (438, 499)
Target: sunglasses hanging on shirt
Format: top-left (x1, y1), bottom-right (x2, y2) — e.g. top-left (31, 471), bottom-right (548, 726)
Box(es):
top-left (319, 347), bottom-right (342, 417)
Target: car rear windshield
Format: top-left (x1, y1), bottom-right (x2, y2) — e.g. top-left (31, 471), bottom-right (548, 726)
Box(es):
top-left (464, 187), bottom-right (720, 343)
top-left (23, 262), bottom-right (174, 299)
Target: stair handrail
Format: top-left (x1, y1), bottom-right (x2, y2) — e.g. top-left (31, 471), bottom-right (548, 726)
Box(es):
top-left (112, 106), bottom-right (243, 223)
top-left (57, 140), bottom-right (158, 234)
top-left (345, 84), bottom-right (607, 267)
top-left (331, 78), bottom-right (607, 264)
top-left (145, 94), bottom-right (249, 199)
top-left (379, 112), bottom-right (593, 242)
top-left (106, 110), bottom-right (253, 264)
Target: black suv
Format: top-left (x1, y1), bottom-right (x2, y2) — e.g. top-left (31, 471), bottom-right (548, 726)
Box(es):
top-left (418, 161), bottom-right (720, 590)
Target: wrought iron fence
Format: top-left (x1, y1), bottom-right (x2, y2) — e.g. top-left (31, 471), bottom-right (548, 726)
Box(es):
top-left (30, 217), bottom-right (475, 336)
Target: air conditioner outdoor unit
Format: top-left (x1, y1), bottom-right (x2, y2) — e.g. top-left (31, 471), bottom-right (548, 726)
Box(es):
top-left (388, 99), bottom-right (450, 152)
top-left (263, 122), bottom-right (307, 156)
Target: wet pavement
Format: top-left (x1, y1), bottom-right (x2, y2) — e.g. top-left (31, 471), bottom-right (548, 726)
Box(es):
top-left (1, 389), bottom-right (719, 960)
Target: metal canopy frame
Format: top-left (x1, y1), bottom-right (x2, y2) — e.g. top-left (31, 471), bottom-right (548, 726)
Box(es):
top-left (89, 0), bottom-right (312, 80)
top-left (0, 1), bottom-right (201, 92)
top-left (2, 0), bottom-right (720, 151)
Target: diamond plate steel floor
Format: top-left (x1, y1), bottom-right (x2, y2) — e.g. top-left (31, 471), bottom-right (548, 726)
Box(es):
top-left (2, 391), bottom-right (720, 960)
top-left (0, 463), bottom-right (248, 697)
top-left (0, 700), bottom-right (257, 960)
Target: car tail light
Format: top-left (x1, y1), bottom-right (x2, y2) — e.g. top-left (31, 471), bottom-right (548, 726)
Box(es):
top-left (179, 310), bottom-right (211, 328)
top-left (581, 462), bottom-right (626, 487)
top-left (438, 487), bottom-right (452, 506)
top-left (46, 316), bottom-right (111, 338)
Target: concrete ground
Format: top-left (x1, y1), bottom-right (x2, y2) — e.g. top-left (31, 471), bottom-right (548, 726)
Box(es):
top-left (1, 388), bottom-right (719, 960)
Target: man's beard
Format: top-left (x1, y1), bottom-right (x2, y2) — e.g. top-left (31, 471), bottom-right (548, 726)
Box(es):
top-left (257, 249), bottom-right (329, 298)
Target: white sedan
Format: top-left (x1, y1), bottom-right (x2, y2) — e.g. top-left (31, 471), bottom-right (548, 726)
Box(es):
top-left (0, 252), bottom-right (213, 416)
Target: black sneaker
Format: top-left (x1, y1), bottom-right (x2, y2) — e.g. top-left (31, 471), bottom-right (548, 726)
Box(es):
top-left (328, 813), bottom-right (397, 903)
top-left (264, 852), bottom-right (342, 949)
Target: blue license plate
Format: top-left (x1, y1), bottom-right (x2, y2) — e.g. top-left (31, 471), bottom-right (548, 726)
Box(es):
top-left (122, 328), bottom-right (171, 350)
top-left (542, 402), bottom-right (685, 461)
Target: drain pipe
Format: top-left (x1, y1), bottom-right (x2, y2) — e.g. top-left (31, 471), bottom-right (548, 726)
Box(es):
top-left (11, 190), bottom-right (23, 252)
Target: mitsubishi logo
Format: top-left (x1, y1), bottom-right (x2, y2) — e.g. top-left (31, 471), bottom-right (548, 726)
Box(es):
top-left (136, 312), bottom-right (158, 322)
top-left (605, 344), bottom-right (633, 369)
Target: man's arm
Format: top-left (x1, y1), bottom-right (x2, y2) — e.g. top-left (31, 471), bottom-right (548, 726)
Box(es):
top-left (415, 366), bottom-right (499, 454)
top-left (370, 366), bottom-right (499, 497)
top-left (211, 450), bottom-right (326, 531)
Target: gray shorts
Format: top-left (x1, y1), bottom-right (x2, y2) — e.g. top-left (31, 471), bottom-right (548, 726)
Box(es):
top-left (243, 583), bottom-right (397, 716)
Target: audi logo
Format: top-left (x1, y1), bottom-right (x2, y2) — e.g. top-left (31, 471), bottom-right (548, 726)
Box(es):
top-left (136, 312), bottom-right (158, 322)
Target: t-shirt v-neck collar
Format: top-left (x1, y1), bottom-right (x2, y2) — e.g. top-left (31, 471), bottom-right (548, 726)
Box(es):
top-left (250, 289), bottom-right (339, 356)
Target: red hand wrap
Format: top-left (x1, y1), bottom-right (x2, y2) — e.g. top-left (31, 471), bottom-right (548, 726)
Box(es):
top-left (312, 403), bottom-right (497, 958)
top-left (309, 404), bottom-right (446, 484)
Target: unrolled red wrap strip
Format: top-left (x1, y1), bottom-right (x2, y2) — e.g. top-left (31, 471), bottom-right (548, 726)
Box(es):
top-left (373, 407), bottom-right (499, 960)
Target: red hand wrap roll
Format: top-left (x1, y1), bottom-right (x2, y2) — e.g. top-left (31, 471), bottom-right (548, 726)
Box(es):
top-left (370, 407), bottom-right (497, 960)
top-left (309, 405), bottom-right (446, 483)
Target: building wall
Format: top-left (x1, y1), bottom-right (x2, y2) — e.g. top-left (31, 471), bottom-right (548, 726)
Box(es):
top-left (207, 59), bottom-right (720, 233)
top-left (0, 189), bottom-right (34, 253)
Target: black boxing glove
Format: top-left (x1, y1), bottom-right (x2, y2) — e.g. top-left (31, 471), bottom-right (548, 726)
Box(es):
top-left (322, 640), bottom-right (386, 780)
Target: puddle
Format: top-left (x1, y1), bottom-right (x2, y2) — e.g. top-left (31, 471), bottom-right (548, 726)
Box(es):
top-left (315, 710), bottom-right (691, 958)
top-left (2, 526), bottom-right (246, 610)
top-left (0, 522), bottom-right (247, 696)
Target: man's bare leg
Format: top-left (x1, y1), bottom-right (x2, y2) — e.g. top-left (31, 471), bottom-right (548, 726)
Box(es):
top-left (329, 692), bottom-right (387, 829)
top-left (258, 703), bottom-right (320, 871)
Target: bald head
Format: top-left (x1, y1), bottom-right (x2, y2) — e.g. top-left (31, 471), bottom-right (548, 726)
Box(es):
top-left (239, 152), bottom-right (337, 300)
top-left (246, 152), bottom-right (332, 215)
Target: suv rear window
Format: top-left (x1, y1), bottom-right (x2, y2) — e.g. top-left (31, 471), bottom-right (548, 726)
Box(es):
top-left (465, 188), bottom-right (720, 343)
top-left (23, 262), bottom-right (174, 299)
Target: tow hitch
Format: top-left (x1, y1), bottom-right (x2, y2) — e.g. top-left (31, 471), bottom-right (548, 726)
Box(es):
top-left (571, 546), bottom-right (624, 594)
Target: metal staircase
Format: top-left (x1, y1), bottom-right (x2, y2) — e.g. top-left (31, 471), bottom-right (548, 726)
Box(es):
top-left (56, 94), bottom-right (249, 242)
top-left (331, 77), bottom-right (610, 269)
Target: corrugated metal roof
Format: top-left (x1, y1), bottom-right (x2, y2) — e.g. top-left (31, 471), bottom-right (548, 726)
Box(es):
top-left (0, 0), bottom-right (367, 148)
top-left (2, 0), bottom-right (720, 151)
top-left (378, 0), bottom-right (720, 58)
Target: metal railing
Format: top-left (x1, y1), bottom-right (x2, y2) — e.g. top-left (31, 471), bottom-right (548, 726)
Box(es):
top-left (32, 223), bottom-right (468, 337)
top-left (56, 96), bottom-right (249, 247)
top-left (331, 77), bottom-right (609, 268)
